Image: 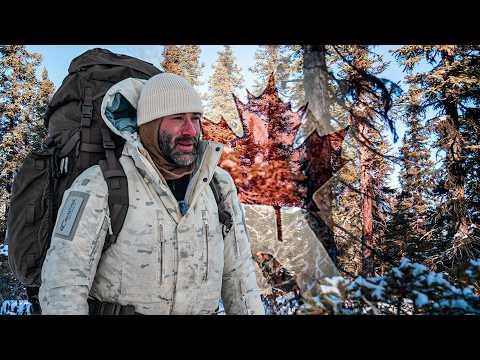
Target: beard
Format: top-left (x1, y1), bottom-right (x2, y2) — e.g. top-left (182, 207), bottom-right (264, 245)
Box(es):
top-left (158, 132), bottom-right (199, 166)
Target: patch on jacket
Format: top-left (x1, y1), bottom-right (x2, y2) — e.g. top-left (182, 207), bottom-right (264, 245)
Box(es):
top-left (53, 191), bottom-right (89, 241)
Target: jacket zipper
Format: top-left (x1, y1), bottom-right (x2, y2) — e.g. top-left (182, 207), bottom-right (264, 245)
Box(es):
top-left (169, 231), bottom-right (178, 314)
top-left (202, 210), bottom-right (209, 282)
top-left (158, 223), bottom-right (164, 285)
top-left (238, 280), bottom-right (250, 314)
top-left (233, 226), bottom-right (240, 258)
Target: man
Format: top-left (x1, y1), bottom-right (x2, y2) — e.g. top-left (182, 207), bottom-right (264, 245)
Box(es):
top-left (39, 73), bottom-right (265, 315)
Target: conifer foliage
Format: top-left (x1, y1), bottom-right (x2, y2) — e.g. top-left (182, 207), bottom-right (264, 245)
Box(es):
top-left (204, 46), bottom-right (244, 136)
top-left (0, 46), bottom-right (54, 239)
top-left (394, 45), bottom-right (480, 273)
top-left (161, 45), bottom-right (204, 87)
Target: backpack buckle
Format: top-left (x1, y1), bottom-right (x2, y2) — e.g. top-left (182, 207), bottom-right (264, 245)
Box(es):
top-left (81, 104), bottom-right (93, 117)
top-left (103, 139), bottom-right (115, 150)
top-left (81, 104), bottom-right (93, 127)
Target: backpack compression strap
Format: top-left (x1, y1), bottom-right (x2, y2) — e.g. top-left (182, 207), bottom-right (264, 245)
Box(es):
top-left (99, 128), bottom-right (129, 251)
top-left (209, 174), bottom-right (233, 236)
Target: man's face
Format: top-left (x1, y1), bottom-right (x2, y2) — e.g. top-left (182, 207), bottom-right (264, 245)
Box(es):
top-left (158, 112), bottom-right (202, 166)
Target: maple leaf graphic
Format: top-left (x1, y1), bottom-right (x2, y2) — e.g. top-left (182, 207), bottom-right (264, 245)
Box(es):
top-left (202, 73), bottom-right (348, 224)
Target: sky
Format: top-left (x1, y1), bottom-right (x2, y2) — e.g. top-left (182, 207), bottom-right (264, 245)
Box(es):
top-left (25, 45), bottom-right (417, 189)
top-left (26, 45), bottom-right (260, 101)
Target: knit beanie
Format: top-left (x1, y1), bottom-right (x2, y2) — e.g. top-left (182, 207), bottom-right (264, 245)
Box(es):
top-left (137, 73), bottom-right (203, 126)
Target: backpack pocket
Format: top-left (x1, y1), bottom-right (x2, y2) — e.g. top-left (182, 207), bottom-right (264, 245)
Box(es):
top-left (7, 149), bottom-right (55, 286)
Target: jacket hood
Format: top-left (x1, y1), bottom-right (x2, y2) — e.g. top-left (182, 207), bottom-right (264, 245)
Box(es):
top-left (101, 77), bottom-right (147, 145)
top-left (100, 78), bottom-right (224, 213)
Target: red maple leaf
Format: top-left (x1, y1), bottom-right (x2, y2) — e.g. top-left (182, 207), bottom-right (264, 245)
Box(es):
top-left (202, 73), bottom-right (347, 216)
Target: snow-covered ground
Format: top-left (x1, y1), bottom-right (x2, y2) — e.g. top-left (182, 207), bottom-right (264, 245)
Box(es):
top-left (0, 244), bottom-right (7, 256)
top-left (0, 300), bottom-right (32, 315)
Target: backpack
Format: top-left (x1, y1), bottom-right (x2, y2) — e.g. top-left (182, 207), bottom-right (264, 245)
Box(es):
top-left (6, 48), bottom-right (233, 311)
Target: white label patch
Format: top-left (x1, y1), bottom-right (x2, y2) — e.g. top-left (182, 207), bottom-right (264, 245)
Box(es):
top-left (54, 191), bottom-right (89, 240)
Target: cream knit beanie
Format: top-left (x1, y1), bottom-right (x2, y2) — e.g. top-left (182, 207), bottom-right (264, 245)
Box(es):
top-left (137, 73), bottom-right (203, 126)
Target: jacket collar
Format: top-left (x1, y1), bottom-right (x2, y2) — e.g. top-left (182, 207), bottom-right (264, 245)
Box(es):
top-left (124, 139), bottom-right (224, 222)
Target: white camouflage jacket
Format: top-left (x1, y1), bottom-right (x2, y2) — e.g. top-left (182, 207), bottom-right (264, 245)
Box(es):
top-left (39, 78), bottom-right (265, 315)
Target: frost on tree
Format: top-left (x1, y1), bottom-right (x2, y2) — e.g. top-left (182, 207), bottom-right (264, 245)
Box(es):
top-left (202, 74), bottom-right (347, 300)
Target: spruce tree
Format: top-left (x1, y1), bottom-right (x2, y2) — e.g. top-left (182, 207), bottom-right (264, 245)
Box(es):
top-left (204, 46), bottom-right (244, 136)
top-left (249, 45), bottom-right (295, 100)
top-left (161, 45), bottom-right (183, 75)
top-left (30, 68), bottom-right (54, 150)
top-left (387, 84), bottom-right (434, 264)
top-left (0, 46), bottom-right (53, 240)
top-left (394, 45), bottom-right (480, 272)
top-left (329, 45), bottom-right (401, 276)
top-left (161, 45), bottom-right (204, 87)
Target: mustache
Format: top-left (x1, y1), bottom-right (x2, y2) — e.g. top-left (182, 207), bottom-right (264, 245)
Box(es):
top-left (174, 136), bottom-right (199, 146)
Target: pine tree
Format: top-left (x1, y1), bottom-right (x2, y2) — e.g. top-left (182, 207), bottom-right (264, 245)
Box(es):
top-left (394, 45), bottom-right (480, 272)
top-left (30, 68), bottom-right (54, 150)
top-left (249, 45), bottom-right (278, 96)
top-left (161, 45), bottom-right (204, 87)
top-left (332, 145), bottom-right (363, 275)
top-left (283, 45), bottom-right (305, 108)
top-left (329, 45), bottom-right (401, 276)
top-left (161, 45), bottom-right (183, 75)
top-left (204, 46), bottom-right (244, 136)
top-left (387, 84), bottom-right (434, 264)
top-left (0, 46), bottom-right (53, 240)
top-left (249, 45), bottom-right (296, 100)
top-left (370, 129), bottom-right (396, 273)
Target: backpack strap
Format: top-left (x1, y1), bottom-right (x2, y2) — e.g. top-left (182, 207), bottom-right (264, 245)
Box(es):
top-left (209, 174), bottom-right (233, 236)
top-left (98, 128), bottom-right (129, 251)
top-left (80, 87), bottom-right (93, 128)
top-left (26, 286), bottom-right (42, 315)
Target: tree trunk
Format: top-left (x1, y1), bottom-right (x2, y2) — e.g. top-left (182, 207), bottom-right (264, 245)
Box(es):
top-left (358, 120), bottom-right (374, 276)
top-left (445, 101), bottom-right (469, 241)
top-left (302, 45), bottom-right (333, 135)
top-left (302, 45), bottom-right (337, 262)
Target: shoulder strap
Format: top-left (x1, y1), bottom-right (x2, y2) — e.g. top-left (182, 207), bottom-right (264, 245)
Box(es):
top-left (98, 128), bottom-right (129, 251)
top-left (209, 173), bottom-right (233, 236)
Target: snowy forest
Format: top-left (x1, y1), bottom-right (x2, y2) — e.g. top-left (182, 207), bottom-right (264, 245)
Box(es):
top-left (1, 45), bottom-right (480, 315)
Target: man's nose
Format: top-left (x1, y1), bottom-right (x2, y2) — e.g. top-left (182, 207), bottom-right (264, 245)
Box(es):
top-left (181, 117), bottom-right (198, 137)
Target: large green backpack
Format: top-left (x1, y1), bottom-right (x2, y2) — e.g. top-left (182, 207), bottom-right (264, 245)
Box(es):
top-left (6, 48), bottom-right (161, 294)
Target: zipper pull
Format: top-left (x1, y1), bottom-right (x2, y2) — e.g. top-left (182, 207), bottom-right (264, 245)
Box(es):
top-left (179, 200), bottom-right (188, 216)
top-left (105, 213), bottom-right (113, 235)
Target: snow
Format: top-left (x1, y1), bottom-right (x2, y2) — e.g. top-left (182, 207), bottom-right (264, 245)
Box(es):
top-left (426, 271), bottom-right (450, 287)
top-left (0, 244), bottom-right (7, 256)
top-left (215, 300), bottom-right (226, 315)
top-left (470, 259), bottom-right (480, 267)
top-left (411, 263), bottom-right (427, 277)
top-left (414, 291), bottom-right (429, 307)
top-left (392, 267), bottom-right (403, 278)
top-left (399, 258), bottom-right (411, 268)
top-left (370, 284), bottom-right (385, 300)
top-left (350, 277), bottom-right (385, 300)
top-left (0, 300), bottom-right (32, 315)
top-left (319, 285), bottom-right (341, 296)
top-left (319, 277), bottom-right (345, 298)
top-left (450, 300), bottom-right (470, 310)
top-left (325, 276), bottom-right (346, 288)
